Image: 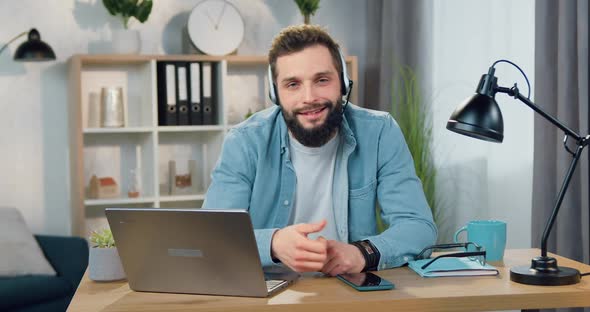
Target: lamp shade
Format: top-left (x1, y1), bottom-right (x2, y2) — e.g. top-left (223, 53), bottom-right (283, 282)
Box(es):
top-left (13, 29), bottom-right (56, 62)
top-left (446, 93), bottom-right (504, 143)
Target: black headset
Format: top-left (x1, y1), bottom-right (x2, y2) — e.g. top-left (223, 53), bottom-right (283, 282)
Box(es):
top-left (267, 48), bottom-right (353, 109)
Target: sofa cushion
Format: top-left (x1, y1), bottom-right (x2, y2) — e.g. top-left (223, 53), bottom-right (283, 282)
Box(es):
top-left (0, 207), bottom-right (56, 276)
top-left (0, 275), bottom-right (72, 310)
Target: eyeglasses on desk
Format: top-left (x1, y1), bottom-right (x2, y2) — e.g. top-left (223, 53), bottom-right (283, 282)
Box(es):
top-left (415, 242), bottom-right (487, 270)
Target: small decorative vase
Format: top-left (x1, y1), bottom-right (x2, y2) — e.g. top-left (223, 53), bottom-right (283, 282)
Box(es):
top-left (127, 168), bottom-right (141, 198)
top-left (88, 247), bottom-right (126, 282)
top-left (87, 92), bottom-right (101, 128)
top-left (112, 29), bottom-right (141, 54)
top-left (101, 87), bottom-right (125, 128)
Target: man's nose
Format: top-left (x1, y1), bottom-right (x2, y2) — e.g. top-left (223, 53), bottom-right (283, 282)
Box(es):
top-left (302, 83), bottom-right (317, 104)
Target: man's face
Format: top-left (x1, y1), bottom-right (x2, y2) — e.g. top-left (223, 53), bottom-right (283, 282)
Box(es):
top-left (275, 44), bottom-right (343, 147)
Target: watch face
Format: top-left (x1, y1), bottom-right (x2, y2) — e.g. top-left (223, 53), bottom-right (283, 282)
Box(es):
top-left (187, 0), bottom-right (245, 56)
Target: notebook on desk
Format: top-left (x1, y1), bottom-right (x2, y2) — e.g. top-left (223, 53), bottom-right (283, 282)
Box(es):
top-left (408, 257), bottom-right (499, 278)
top-left (105, 208), bottom-right (298, 297)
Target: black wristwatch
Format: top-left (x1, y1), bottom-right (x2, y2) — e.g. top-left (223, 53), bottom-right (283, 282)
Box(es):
top-left (351, 239), bottom-right (381, 272)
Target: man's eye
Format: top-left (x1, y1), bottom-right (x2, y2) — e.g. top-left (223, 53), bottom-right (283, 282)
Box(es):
top-left (317, 78), bottom-right (329, 84)
top-left (287, 82), bottom-right (299, 88)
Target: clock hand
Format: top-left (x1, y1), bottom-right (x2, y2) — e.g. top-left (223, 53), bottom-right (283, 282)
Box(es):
top-left (204, 9), bottom-right (218, 30)
top-left (214, 1), bottom-right (227, 30)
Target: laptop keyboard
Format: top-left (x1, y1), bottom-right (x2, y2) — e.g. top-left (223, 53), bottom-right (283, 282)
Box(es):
top-left (266, 279), bottom-right (285, 291)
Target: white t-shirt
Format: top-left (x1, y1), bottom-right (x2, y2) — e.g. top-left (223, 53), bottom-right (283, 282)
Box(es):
top-left (288, 131), bottom-right (340, 241)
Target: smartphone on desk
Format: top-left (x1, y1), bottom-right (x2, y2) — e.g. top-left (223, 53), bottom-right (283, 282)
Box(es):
top-left (336, 272), bottom-right (394, 291)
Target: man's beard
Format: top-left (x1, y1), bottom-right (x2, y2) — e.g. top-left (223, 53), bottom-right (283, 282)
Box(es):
top-left (283, 99), bottom-right (343, 147)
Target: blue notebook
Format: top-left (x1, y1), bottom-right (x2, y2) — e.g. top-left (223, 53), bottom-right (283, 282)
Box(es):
top-left (408, 257), bottom-right (499, 277)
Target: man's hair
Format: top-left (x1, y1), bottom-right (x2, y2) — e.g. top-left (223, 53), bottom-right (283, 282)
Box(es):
top-left (268, 24), bottom-right (342, 83)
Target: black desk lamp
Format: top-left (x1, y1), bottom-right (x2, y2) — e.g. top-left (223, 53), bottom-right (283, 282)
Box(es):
top-left (447, 59), bottom-right (588, 286)
top-left (0, 28), bottom-right (56, 61)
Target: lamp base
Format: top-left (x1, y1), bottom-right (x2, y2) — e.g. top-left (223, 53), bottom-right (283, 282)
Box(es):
top-left (510, 256), bottom-right (580, 286)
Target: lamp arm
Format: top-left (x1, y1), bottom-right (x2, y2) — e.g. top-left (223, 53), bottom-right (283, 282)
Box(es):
top-left (496, 86), bottom-right (583, 142)
top-left (497, 85), bottom-right (590, 258)
top-left (540, 143), bottom-right (585, 257)
top-left (0, 31), bottom-right (28, 57)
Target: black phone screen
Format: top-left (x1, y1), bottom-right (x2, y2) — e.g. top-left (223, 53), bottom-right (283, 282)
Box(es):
top-left (339, 272), bottom-right (385, 287)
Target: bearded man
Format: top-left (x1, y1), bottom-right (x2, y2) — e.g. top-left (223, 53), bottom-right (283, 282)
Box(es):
top-left (203, 25), bottom-right (436, 275)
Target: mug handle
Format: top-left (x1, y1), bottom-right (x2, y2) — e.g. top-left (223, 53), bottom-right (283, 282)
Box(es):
top-left (454, 226), bottom-right (467, 243)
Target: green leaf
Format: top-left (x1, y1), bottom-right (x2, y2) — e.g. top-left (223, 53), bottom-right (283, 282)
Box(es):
top-left (134, 0), bottom-right (153, 23)
top-left (102, 0), bottom-right (119, 16)
top-left (389, 65), bottom-right (439, 226)
top-left (294, 0), bottom-right (320, 16)
top-left (89, 228), bottom-right (116, 248)
top-left (245, 108), bottom-right (254, 119)
top-left (121, 0), bottom-right (136, 18)
top-left (102, 0), bottom-right (152, 27)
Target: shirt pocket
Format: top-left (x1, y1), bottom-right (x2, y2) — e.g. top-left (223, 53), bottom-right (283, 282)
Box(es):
top-left (349, 180), bottom-right (377, 199)
top-left (348, 180), bottom-right (377, 239)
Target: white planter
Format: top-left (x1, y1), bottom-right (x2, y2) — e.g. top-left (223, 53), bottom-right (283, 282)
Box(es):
top-left (112, 29), bottom-right (141, 54)
top-left (89, 247), bottom-right (126, 282)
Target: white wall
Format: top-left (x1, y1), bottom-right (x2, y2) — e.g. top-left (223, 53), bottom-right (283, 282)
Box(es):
top-left (0, 0), bottom-right (367, 235)
top-left (0, 0), bottom-right (535, 246)
top-left (432, 0), bottom-right (535, 248)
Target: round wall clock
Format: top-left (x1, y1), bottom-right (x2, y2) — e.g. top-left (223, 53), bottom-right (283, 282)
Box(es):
top-left (187, 0), bottom-right (245, 56)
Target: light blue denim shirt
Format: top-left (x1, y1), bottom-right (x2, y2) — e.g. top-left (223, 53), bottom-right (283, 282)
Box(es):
top-left (203, 103), bottom-right (437, 270)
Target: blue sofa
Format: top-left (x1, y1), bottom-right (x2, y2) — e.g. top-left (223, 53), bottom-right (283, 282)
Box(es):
top-left (0, 235), bottom-right (88, 312)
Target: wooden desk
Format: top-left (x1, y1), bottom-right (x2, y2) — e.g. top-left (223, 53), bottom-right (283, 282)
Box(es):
top-left (67, 249), bottom-right (590, 311)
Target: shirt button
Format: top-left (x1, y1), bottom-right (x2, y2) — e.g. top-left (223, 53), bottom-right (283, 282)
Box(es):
top-left (283, 200), bottom-right (289, 206)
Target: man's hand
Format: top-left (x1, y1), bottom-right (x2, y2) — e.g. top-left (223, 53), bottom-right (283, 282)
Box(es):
top-left (271, 220), bottom-right (328, 272)
top-left (321, 240), bottom-right (366, 276)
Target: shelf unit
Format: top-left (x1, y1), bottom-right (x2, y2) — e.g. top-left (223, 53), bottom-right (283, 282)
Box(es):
top-left (68, 54), bottom-right (358, 236)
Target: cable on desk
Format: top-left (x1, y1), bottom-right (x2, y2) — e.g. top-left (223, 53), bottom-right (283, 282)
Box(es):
top-left (581, 272), bottom-right (590, 277)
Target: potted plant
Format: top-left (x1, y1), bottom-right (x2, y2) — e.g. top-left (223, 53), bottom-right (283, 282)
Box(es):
top-left (88, 228), bottom-right (126, 281)
top-left (102, 0), bottom-right (153, 54)
top-left (294, 0), bottom-right (320, 24)
top-left (377, 66), bottom-right (444, 239)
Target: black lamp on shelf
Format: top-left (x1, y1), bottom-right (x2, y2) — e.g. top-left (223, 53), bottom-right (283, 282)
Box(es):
top-left (0, 28), bottom-right (56, 62)
top-left (447, 59), bottom-right (588, 286)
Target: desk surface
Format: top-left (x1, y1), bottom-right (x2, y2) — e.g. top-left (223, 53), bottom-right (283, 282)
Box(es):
top-left (68, 249), bottom-right (590, 312)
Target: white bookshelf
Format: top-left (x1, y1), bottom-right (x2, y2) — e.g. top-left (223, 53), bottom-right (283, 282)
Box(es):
top-left (159, 194), bottom-right (207, 202)
top-left (83, 127), bottom-right (154, 134)
top-left (84, 197), bottom-right (158, 206)
top-left (67, 54), bottom-right (358, 236)
top-left (157, 125), bottom-right (225, 132)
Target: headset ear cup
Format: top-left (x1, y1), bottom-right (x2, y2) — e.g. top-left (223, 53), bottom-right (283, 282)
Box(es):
top-left (340, 72), bottom-right (347, 95)
top-left (267, 65), bottom-right (280, 105)
top-left (268, 83), bottom-right (278, 105)
top-left (338, 48), bottom-right (351, 96)
top-left (272, 83), bottom-right (280, 106)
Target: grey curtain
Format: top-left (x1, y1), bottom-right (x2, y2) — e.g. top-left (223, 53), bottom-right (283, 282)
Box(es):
top-left (534, 1), bottom-right (589, 311)
top-left (364, 0), bottom-right (432, 112)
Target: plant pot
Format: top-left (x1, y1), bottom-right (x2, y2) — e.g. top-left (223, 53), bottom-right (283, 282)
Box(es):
top-left (89, 247), bottom-right (126, 282)
top-left (111, 29), bottom-right (141, 54)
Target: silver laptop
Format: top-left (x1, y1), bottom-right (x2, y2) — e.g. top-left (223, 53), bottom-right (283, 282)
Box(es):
top-left (105, 208), bottom-right (298, 297)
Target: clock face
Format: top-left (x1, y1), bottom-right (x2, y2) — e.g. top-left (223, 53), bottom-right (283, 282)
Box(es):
top-left (187, 0), bottom-right (245, 56)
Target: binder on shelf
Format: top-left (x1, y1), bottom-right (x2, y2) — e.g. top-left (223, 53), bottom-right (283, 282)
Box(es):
top-left (157, 62), bottom-right (178, 126)
top-left (188, 62), bottom-right (203, 125)
top-left (176, 63), bottom-right (190, 126)
top-left (201, 62), bottom-right (217, 125)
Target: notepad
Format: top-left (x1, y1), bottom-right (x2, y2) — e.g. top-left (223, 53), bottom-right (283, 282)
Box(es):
top-left (408, 257), bottom-right (499, 277)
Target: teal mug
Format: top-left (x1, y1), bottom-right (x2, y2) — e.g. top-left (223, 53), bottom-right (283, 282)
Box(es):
top-left (454, 220), bottom-right (507, 262)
